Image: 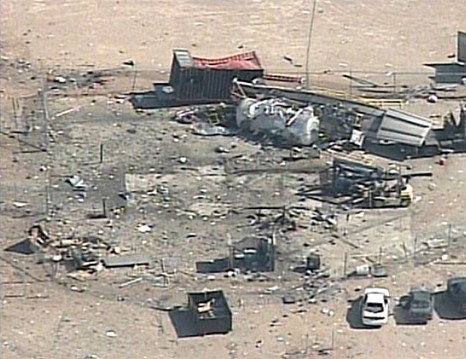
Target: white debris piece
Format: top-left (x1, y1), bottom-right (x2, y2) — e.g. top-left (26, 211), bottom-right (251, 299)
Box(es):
top-left (13, 202), bottom-right (28, 208)
top-left (67, 175), bottom-right (87, 191)
top-left (236, 98), bottom-right (319, 146)
top-left (137, 224), bottom-right (152, 233)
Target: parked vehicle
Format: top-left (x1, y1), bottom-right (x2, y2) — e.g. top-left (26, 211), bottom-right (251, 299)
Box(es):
top-left (447, 277), bottom-right (466, 313)
top-left (399, 288), bottom-right (433, 324)
top-left (360, 288), bottom-right (390, 327)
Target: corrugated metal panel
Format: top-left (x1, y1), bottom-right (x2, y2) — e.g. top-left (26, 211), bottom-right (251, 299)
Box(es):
top-left (377, 109), bottom-right (432, 147)
top-left (168, 50), bottom-right (264, 101)
top-left (172, 68), bottom-right (263, 101)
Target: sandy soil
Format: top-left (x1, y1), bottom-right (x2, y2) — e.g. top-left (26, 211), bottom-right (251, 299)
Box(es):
top-left (1, 0), bottom-right (465, 73)
top-left (1, 1), bottom-right (466, 359)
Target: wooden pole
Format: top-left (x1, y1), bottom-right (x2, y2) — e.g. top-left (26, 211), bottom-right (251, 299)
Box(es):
top-left (305, 332), bottom-right (309, 354)
top-left (447, 223), bottom-right (452, 247)
top-left (102, 198), bottom-right (107, 218)
top-left (343, 252), bottom-right (348, 278)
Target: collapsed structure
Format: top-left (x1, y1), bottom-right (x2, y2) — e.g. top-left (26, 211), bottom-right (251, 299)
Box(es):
top-left (301, 159), bottom-right (433, 208)
top-left (131, 48), bottom-right (466, 160)
top-left (232, 80), bottom-right (466, 160)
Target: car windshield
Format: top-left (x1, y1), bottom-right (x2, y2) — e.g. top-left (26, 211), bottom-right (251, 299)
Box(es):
top-left (411, 300), bottom-right (429, 309)
top-left (365, 303), bottom-right (384, 313)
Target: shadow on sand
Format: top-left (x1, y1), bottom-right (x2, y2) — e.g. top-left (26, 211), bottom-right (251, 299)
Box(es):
top-left (393, 305), bottom-right (429, 326)
top-left (168, 309), bottom-right (200, 338)
top-left (346, 297), bottom-right (381, 330)
top-left (4, 239), bottom-right (35, 255)
top-left (433, 291), bottom-right (466, 320)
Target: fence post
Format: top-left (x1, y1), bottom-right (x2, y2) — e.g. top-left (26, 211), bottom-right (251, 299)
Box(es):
top-left (447, 223), bottom-right (452, 247)
top-left (343, 252), bottom-right (348, 278)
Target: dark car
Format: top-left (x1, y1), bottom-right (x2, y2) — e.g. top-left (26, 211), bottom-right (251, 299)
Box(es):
top-left (399, 288), bottom-right (433, 324)
top-left (447, 277), bottom-right (466, 313)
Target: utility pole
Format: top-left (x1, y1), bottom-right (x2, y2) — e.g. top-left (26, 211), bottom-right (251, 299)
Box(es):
top-left (305, 0), bottom-right (318, 88)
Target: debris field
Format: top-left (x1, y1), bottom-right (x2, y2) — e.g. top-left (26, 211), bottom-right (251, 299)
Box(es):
top-left (1, 1), bottom-right (466, 359)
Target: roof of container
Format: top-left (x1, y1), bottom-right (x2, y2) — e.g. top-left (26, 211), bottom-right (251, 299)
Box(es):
top-left (173, 49), bottom-right (262, 71)
top-left (173, 49), bottom-right (194, 68)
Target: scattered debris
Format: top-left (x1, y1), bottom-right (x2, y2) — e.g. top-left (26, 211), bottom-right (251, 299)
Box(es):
top-left (236, 98), bottom-right (320, 146)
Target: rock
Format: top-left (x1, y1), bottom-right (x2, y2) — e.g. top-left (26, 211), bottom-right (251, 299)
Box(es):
top-left (137, 224), bottom-right (152, 233)
top-left (427, 94), bottom-right (438, 103)
top-left (320, 308), bottom-right (334, 316)
top-left (282, 295), bottom-right (296, 304)
top-left (215, 146), bottom-right (230, 153)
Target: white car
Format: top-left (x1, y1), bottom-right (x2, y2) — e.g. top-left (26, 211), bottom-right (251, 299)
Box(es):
top-left (360, 288), bottom-right (390, 327)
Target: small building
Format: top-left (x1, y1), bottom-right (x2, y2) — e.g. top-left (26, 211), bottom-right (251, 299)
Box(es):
top-left (425, 63), bottom-right (466, 84)
top-left (187, 290), bottom-right (232, 336)
top-left (425, 31), bottom-right (466, 84)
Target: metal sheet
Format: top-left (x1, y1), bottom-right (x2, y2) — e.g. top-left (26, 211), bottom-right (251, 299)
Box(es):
top-left (458, 31), bottom-right (466, 63)
top-left (376, 109), bottom-right (433, 147)
top-left (429, 63), bottom-right (466, 84)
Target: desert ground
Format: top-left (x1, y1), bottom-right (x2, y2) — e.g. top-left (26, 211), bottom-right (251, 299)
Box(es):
top-left (1, 1), bottom-right (466, 359)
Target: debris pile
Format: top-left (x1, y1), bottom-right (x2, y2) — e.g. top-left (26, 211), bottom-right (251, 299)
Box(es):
top-left (26, 224), bottom-right (152, 275)
top-left (236, 98), bottom-right (320, 146)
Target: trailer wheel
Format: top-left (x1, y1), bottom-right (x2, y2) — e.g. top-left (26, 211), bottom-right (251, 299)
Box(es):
top-left (400, 199), bottom-right (410, 208)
